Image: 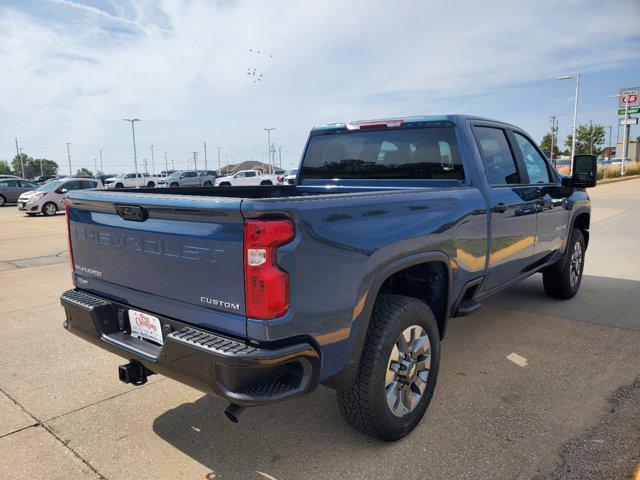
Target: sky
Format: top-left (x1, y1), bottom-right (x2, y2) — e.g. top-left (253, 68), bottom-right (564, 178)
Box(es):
top-left (1, 0), bottom-right (639, 174)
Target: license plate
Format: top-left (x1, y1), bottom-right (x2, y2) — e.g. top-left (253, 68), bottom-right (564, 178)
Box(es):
top-left (129, 309), bottom-right (163, 345)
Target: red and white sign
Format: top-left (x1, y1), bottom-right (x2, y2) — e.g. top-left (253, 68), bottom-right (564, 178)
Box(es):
top-left (619, 88), bottom-right (640, 108)
top-left (129, 309), bottom-right (163, 345)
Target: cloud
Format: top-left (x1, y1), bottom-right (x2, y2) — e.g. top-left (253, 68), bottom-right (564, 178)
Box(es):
top-left (0, 0), bottom-right (639, 171)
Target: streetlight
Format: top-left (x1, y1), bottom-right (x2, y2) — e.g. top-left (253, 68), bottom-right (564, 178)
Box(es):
top-left (263, 128), bottom-right (275, 174)
top-left (556, 74), bottom-right (580, 175)
top-left (123, 118), bottom-right (141, 187)
top-left (99, 150), bottom-right (104, 173)
top-left (66, 142), bottom-right (72, 176)
top-left (610, 89), bottom-right (638, 176)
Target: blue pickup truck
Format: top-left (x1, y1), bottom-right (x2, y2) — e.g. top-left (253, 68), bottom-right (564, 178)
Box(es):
top-left (60, 115), bottom-right (596, 441)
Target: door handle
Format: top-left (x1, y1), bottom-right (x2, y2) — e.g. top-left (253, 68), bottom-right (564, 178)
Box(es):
top-left (493, 203), bottom-right (508, 213)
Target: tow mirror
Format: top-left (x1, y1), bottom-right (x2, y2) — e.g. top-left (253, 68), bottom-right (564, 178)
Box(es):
top-left (561, 154), bottom-right (597, 189)
top-left (60, 188), bottom-right (69, 194)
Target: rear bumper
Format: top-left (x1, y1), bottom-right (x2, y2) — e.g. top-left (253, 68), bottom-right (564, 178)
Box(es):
top-left (60, 289), bottom-right (320, 406)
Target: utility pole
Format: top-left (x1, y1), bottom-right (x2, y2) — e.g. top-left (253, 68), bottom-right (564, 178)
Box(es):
top-left (150, 145), bottom-right (155, 175)
top-left (99, 150), bottom-right (104, 173)
top-left (556, 74), bottom-right (580, 175)
top-left (263, 128), bottom-right (275, 174)
top-left (279, 146), bottom-right (282, 169)
top-left (66, 142), bottom-right (72, 176)
top-left (217, 146), bottom-right (222, 173)
top-left (203, 141), bottom-right (208, 170)
top-left (607, 125), bottom-right (613, 151)
top-left (164, 151), bottom-right (168, 175)
top-left (589, 120), bottom-right (593, 155)
top-left (143, 157), bottom-right (148, 174)
top-left (192, 151), bottom-right (198, 170)
top-left (94, 158), bottom-right (98, 176)
top-left (123, 118), bottom-right (141, 187)
top-left (15, 138), bottom-right (25, 178)
top-left (549, 115), bottom-right (557, 167)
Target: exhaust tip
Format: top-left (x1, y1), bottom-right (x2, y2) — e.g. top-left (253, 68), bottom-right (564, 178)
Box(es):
top-left (224, 403), bottom-right (245, 423)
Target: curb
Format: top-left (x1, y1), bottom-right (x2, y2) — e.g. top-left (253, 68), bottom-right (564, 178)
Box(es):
top-left (597, 175), bottom-right (640, 185)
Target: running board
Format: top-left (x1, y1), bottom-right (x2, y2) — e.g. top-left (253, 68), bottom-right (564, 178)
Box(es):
top-left (454, 298), bottom-right (481, 317)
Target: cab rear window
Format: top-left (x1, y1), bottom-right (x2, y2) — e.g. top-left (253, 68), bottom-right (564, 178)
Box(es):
top-left (300, 125), bottom-right (463, 180)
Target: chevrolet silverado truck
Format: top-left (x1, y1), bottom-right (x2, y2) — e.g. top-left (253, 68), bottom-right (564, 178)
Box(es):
top-left (60, 115), bottom-right (596, 441)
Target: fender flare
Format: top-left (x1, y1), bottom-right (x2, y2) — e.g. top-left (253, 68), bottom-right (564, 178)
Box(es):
top-left (322, 251), bottom-right (452, 391)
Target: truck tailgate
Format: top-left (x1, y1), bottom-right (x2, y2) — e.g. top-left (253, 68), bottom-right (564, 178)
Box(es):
top-left (66, 191), bottom-right (246, 336)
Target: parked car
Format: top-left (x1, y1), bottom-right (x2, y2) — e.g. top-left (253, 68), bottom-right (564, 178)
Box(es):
top-left (60, 115), bottom-right (595, 441)
top-left (198, 170), bottom-right (218, 186)
top-left (31, 175), bottom-right (58, 185)
top-left (214, 169), bottom-right (279, 186)
top-left (157, 170), bottom-right (217, 188)
top-left (284, 168), bottom-right (298, 185)
top-left (104, 173), bottom-right (156, 189)
top-left (0, 174), bottom-right (21, 179)
top-left (18, 177), bottom-right (103, 216)
top-left (0, 178), bottom-right (39, 206)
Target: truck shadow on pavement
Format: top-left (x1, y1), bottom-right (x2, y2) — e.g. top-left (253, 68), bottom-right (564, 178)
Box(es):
top-left (152, 274), bottom-right (640, 480)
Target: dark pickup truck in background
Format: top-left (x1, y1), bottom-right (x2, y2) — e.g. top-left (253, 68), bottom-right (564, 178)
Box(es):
top-left (60, 115), bottom-right (596, 441)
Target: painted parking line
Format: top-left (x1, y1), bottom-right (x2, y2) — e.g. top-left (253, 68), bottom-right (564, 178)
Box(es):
top-left (507, 352), bottom-right (529, 367)
top-left (633, 462), bottom-right (640, 480)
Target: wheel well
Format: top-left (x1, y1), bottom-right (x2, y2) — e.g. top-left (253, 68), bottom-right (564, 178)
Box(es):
top-left (378, 261), bottom-right (448, 337)
top-left (573, 212), bottom-right (590, 249)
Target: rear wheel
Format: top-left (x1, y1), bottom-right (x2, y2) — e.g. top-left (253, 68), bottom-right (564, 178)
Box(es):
top-left (219, 182), bottom-right (231, 186)
top-left (146, 181), bottom-right (155, 187)
top-left (203, 181), bottom-right (212, 186)
top-left (0, 195), bottom-right (6, 206)
top-left (337, 294), bottom-right (440, 441)
top-left (42, 202), bottom-right (57, 216)
top-left (260, 180), bottom-right (273, 186)
top-left (170, 182), bottom-right (179, 188)
top-left (542, 228), bottom-right (585, 299)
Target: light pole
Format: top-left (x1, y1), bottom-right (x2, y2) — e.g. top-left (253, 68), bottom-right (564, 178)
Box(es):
top-left (217, 146), bottom-right (222, 173)
top-left (150, 145), bottom-right (155, 175)
top-left (557, 74), bottom-right (580, 175)
top-left (263, 128), bottom-right (275, 174)
top-left (164, 151), bottom-right (168, 175)
top-left (94, 158), bottom-right (98, 176)
top-left (611, 89), bottom-right (638, 176)
top-left (203, 141), bottom-right (208, 170)
top-left (123, 118), bottom-right (141, 187)
top-left (99, 150), bottom-right (104, 173)
top-left (66, 142), bottom-right (72, 176)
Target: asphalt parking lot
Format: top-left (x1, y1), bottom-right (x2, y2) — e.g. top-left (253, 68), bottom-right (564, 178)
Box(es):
top-left (1, 180), bottom-right (639, 480)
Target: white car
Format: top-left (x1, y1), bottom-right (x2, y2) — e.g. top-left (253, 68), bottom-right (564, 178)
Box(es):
top-left (284, 168), bottom-right (298, 185)
top-left (18, 177), bottom-right (103, 216)
top-left (104, 173), bottom-right (157, 189)
top-left (214, 169), bottom-right (279, 186)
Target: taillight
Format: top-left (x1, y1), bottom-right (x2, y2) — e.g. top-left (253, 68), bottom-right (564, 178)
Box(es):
top-left (64, 203), bottom-right (75, 271)
top-left (244, 219), bottom-right (294, 320)
top-left (346, 118), bottom-right (404, 130)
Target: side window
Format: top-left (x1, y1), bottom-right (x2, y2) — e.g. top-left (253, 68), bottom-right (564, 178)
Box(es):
top-left (81, 180), bottom-right (97, 189)
top-left (474, 127), bottom-right (521, 185)
top-left (3, 180), bottom-right (19, 187)
top-left (235, 172), bottom-right (246, 178)
top-left (185, 171), bottom-right (197, 178)
top-left (63, 181), bottom-right (82, 191)
top-left (245, 171), bottom-right (256, 177)
top-left (513, 132), bottom-right (553, 184)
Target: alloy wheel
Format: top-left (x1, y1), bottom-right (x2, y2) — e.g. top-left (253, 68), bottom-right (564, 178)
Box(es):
top-left (385, 325), bottom-right (431, 417)
top-left (569, 242), bottom-right (583, 287)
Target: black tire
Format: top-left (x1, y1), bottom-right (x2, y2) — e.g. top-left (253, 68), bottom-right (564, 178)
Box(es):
top-left (260, 180), bottom-right (273, 186)
top-left (115, 182), bottom-right (124, 189)
top-left (146, 181), bottom-right (155, 187)
top-left (26, 213), bottom-right (36, 216)
top-left (203, 181), bottom-right (212, 186)
top-left (42, 202), bottom-right (57, 216)
top-left (170, 182), bottom-right (179, 188)
top-left (219, 182), bottom-right (231, 186)
top-left (0, 195), bottom-right (6, 207)
top-left (337, 294), bottom-right (440, 441)
top-left (542, 228), bottom-right (585, 299)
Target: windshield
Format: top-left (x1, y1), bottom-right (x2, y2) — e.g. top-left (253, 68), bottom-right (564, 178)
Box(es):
top-left (300, 124), bottom-right (464, 181)
top-left (168, 171), bottom-right (182, 178)
top-left (288, 169), bottom-right (298, 175)
top-left (37, 180), bottom-right (62, 192)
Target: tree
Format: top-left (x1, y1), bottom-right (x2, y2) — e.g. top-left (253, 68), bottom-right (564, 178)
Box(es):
top-left (75, 168), bottom-right (93, 177)
top-left (10, 153), bottom-right (58, 178)
top-left (540, 133), bottom-right (559, 159)
top-left (0, 160), bottom-right (11, 175)
top-left (564, 123), bottom-right (606, 156)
